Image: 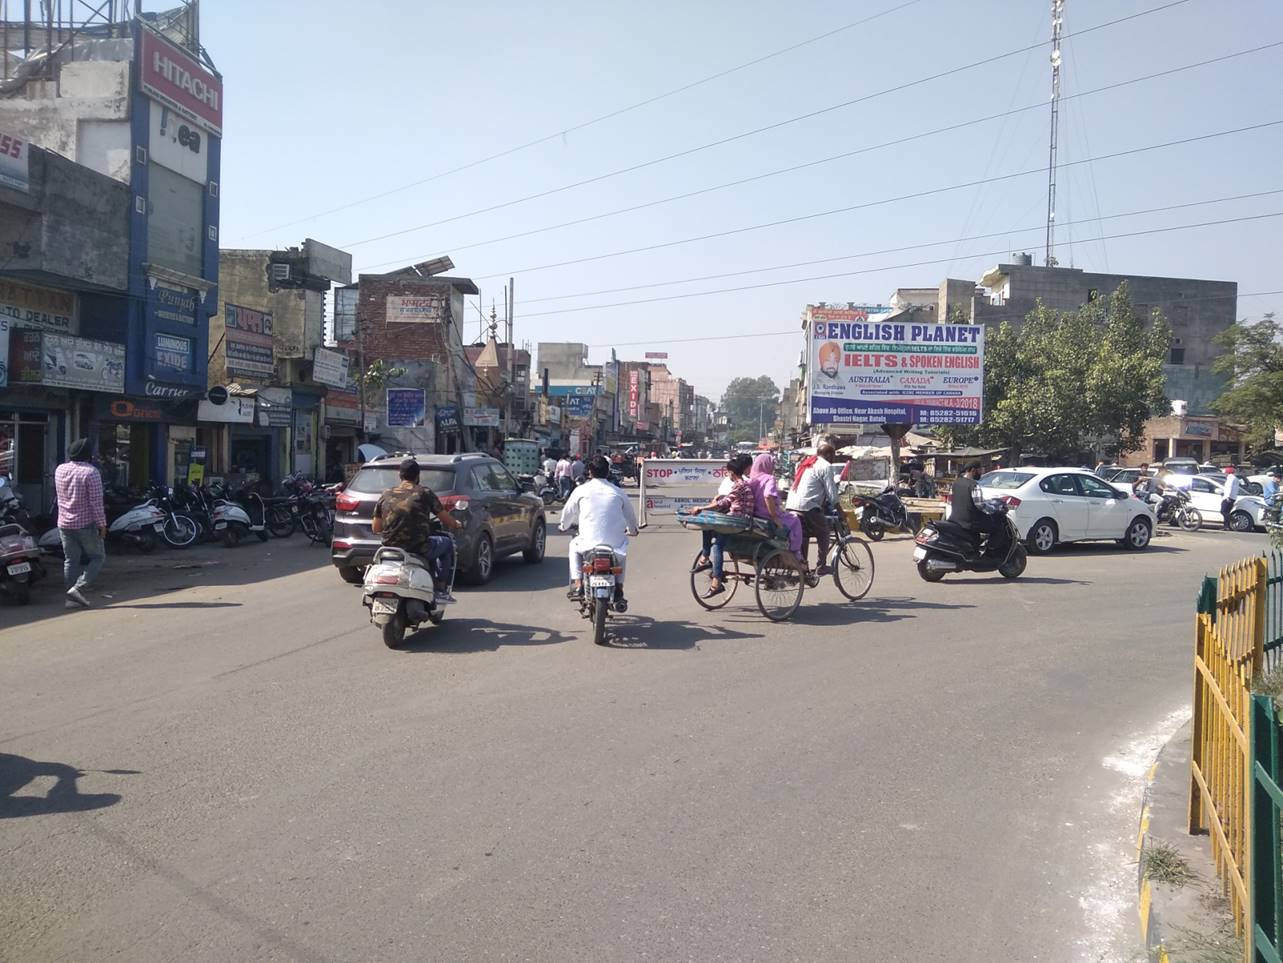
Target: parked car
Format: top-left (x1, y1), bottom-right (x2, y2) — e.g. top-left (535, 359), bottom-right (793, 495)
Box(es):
top-left (1161, 473), bottom-right (1269, 531)
top-left (1100, 466), bottom-right (1143, 486)
top-left (1161, 457), bottom-right (1200, 475)
top-left (330, 452), bottom-right (547, 585)
top-left (978, 467), bottom-right (1155, 554)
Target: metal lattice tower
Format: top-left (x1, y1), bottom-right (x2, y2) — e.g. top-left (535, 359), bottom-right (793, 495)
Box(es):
top-left (1045, 0), bottom-right (1065, 267)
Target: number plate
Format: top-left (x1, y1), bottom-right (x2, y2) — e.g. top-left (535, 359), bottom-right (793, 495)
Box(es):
top-left (371, 598), bottom-right (398, 615)
top-left (153, 523), bottom-right (165, 533)
top-left (291, 506), bottom-right (299, 514)
top-left (6, 562), bottom-right (31, 575)
top-left (214, 522), bottom-right (227, 530)
top-left (912, 547), bottom-right (927, 561)
top-left (589, 575), bottom-right (615, 588)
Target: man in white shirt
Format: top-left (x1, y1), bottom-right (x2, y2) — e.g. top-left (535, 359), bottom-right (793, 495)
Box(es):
top-left (542, 451), bottom-right (558, 480)
top-left (555, 454), bottom-right (572, 498)
top-left (1220, 465), bottom-right (1242, 530)
top-left (560, 455), bottom-right (639, 604)
top-left (786, 442), bottom-right (839, 573)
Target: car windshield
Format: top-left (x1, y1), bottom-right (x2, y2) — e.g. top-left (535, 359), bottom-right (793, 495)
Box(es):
top-left (981, 471), bottom-right (1034, 489)
top-left (347, 467), bottom-right (456, 494)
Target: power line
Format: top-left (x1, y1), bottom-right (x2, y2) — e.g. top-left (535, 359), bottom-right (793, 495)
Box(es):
top-left (516, 212), bottom-right (1283, 318)
top-left (354, 41), bottom-right (1280, 268)
top-left (236, 0), bottom-right (925, 241)
top-left (344, 0), bottom-right (1195, 254)
top-left (452, 120), bottom-right (1283, 281)
top-left (584, 290), bottom-right (1283, 349)
top-left (517, 190), bottom-right (1283, 304)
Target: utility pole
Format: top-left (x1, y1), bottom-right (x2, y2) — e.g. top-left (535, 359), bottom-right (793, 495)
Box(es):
top-left (1045, 0), bottom-right (1065, 267)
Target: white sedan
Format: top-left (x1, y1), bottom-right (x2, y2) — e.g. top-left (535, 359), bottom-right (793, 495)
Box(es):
top-left (1163, 474), bottom-right (1269, 531)
top-left (979, 467), bottom-right (1156, 554)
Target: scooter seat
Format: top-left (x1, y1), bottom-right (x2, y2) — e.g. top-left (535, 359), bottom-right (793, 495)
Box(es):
top-left (372, 546), bottom-right (431, 569)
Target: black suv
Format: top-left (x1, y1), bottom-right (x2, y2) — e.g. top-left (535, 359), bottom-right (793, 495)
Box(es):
top-left (331, 452), bottom-right (546, 585)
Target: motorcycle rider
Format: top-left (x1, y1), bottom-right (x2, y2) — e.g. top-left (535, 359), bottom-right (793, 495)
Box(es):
top-left (951, 461), bottom-right (1002, 553)
top-left (371, 458), bottom-right (463, 604)
top-left (561, 454), bottom-right (638, 604)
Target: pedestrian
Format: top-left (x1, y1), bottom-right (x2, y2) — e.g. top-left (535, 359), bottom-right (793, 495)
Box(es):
top-left (569, 453), bottom-right (586, 487)
top-left (54, 437), bottom-right (107, 609)
top-left (556, 452), bottom-right (572, 498)
top-left (1264, 469), bottom-right (1282, 525)
top-left (1220, 465), bottom-right (1241, 530)
top-left (541, 450), bottom-right (558, 481)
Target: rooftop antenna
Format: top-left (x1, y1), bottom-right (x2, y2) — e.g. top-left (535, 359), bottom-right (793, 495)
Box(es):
top-left (1045, 0), bottom-right (1064, 267)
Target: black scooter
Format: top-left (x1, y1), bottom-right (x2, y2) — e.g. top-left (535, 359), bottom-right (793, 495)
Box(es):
top-left (911, 498), bottom-right (1027, 582)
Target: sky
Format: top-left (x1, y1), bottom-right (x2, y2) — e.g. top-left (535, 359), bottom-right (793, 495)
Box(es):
top-left (203, 0), bottom-right (1283, 403)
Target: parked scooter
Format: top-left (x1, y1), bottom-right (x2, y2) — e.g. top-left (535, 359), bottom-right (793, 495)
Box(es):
top-left (911, 499), bottom-right (1027, 582)
top-left (0, 522), bottom-right (44, 605)
top-left (106, 495), bottom-right (168, 553)
top-left (572, 543), bottom-right (628, 645)
top-left (852, 486), bottom-right (912, 540)
top-left (361, 540), bottom-right (454, 648)
top-left (208, 491), bottom-right (258, 547)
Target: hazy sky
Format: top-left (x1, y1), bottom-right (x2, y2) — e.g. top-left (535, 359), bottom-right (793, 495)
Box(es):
top-left (205, 0), bottom-right (1282, 401)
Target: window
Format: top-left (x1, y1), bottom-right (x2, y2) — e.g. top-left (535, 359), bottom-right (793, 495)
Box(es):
top-left (1190, 478), bottom-right (1217, 494)
top-left (1078, 475), bottom-right (1118, 498)
top-left (1040, 474), bottom-right (1081, 496)
top-left (489, 464), bottom-right (519, 493)
top-left (1088, 289), bottom-right (1100, 301)
top-left (982, 471), bottom-right (1033, 489)
top-left (348, 466), bottom-right (455, 494)
top-left (1170, 346), bottom-right (1185, 365)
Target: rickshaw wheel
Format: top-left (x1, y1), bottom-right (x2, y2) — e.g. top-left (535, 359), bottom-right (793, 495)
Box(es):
top-left (689, 548), bottom-right (738, 610)
top-left (755, 548), bottom-right (804, 622)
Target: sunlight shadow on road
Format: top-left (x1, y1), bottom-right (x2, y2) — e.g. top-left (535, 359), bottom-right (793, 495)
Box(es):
top-left (600, 614), bottom-right (763, 650)
top-left (400, 618), bottom-right (572, 654)
top-left (0, 753), bottom-right (131, 818)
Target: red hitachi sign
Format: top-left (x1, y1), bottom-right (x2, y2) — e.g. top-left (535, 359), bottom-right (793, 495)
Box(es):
top-left (138, 26), bottom-right (223, 136)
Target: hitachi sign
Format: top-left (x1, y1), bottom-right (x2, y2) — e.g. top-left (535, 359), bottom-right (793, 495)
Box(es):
top-left (152, 52), bottom-right (220, 112)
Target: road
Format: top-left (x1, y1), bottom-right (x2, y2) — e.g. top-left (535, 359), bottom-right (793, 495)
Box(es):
top-left (0, 510), bottom-right (1263, 963)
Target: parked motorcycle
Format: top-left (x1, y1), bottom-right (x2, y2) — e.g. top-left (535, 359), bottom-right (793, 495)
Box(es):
top-left (852, 487), bottom-right (912, 540)
top-left (0, 522), bottom-right (44, 604)
top-left (1152, 488), bottom-right (1203, 532)
top-left (105, 493), bottom-right (167, 553)
top-left (912, 499), bottom-right (1027, 582)
top-left (361, 542), bottom-right (453, 648)
top-left (281, 474), bottom-right (333, 544)
top-left (145, 484), bottom-right (200, 548)
top-left (573, 544), bottom-right (628, 645)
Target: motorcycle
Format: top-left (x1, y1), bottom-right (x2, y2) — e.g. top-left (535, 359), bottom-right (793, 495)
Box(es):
top-left (361, 541), bottom-right (454, 648)
top-left (106, 494), bottom-right (167, 553)
top-left (573, 544), bottom-right (628, 645)
top-left (0, 522), bottom-right (44, 604)
top-left (204, 484), bottom-right (260, 547)
top-left (281, 474), bottom-right (333, 544)
top-left (911, 498), bottom-right (1028, 582)
top-left (852, 487), bottom-right (912, 540)
top-left (145, 484), bottom-right (200, 548)
top-left (530, 472), bottom-right (560, 507)
top-left (1151, 488), bottom-right (1202, 532)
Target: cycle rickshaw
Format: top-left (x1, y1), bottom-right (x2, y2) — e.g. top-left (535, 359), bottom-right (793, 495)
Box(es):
top-left (679, 508), bottom-right (875, 621)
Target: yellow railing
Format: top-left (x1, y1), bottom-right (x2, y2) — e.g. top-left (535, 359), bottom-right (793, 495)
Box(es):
top-left (1189, 556), bottom-right (1267, 959)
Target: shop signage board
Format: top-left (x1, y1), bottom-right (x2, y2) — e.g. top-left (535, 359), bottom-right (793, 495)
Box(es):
top-left (0, 316), bottom-right (8, 388)
top-left (197, 397), bottom-right (255, 423)
top-left (433, 402), bottom-right (461, 434)
top-left (325, 387), bottom-right (361, 424)
top-left (154, 332), bottom-right (193, 373)
top-left (0, 129), bottom-right (29, 193)
top-left (19, 332), bottom-right (127, 393)
top-left (104, 398), bottom-right (165, 421)
top-left (0, 279), bottom-right (77, 333)
top-left (257, 386), bottom-right (292, 427)
top-left (138, 24), bottom-right (223, 136)
top-left (152, 283), bottom-right (197, 325)
top-left (628, 369), bottom-right (640, 419)
top-left (645, 352), bottom-right (668, 359)
top-left (547, 404), bottom-right (562, 424)
top-left (806, 305), bottom-right (984, 426)
top-left (542, 384), bottom-right (600, 396)
top-left (148, 100), bottom-right (208, 184)
top-left (386, 295), bottom-right (444, 324)
top-left (388, 388), bottom-right (427, 428)
top-left (224, 302), bottom-right (274, 376)
top-left (312, 346), bottom-right (349, 389)
top-left (563, 394), bottom-right (595, 418)
top-left (463, 406), bottom-right (500, 428)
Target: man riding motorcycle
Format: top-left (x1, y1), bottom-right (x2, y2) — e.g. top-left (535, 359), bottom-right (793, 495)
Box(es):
top-left (950, 461), bottom-right (1004, 553)
top-left (371, 458), bottom-right (463, 604)
top-left (560, 454), bottom-right (638, 605)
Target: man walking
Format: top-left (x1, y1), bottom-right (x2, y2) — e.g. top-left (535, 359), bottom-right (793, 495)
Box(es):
top-left (55, 438), bottom-right (107, 609)
top-left (568, 453), bottom-right (586, 487)
top-left (555, 453), bottom-right (572, 498)
top-left (1220, 465), bottom-right (1242, 531)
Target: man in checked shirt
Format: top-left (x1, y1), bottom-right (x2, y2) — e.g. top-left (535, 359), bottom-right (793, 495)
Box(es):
top-left (54, 438), bottom-right (107, 609)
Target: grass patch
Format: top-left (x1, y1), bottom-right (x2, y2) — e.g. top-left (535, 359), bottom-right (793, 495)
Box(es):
top-left (1142, 839), bottom-right (1196, 887)
top-left (1166, 919), bottom-right (1242, 963)
top-left (1256, 662), bottom-right (1283, 712)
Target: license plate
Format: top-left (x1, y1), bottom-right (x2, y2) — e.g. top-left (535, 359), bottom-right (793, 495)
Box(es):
top-left (7, 562), bottom-right (31, 575)
top-left (153, 523), bottom-right (165, 533)
top-left (214, 522), bottom-right (227, 530)
top-left (371, 598), bottom-right (398, 615)
top-left (912, 547), bottom-right (927, 561)
top-left (589, 575), bottom-right (615, 588)
top-left (291, 506), bottom-right (299, 514)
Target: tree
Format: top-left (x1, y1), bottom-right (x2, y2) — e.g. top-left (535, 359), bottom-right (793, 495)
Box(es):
top-left (961, 284), bottom-right (1169, 461)
top-left (354, 358), bottom-right (407, 433)
top-left (721, 375), bottom-right (780, 443)
top-left (1212, 312), bottom-right (1281, 447)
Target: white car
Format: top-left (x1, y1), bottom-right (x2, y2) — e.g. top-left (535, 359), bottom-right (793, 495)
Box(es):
top-left (979, 467), bottom-right (1156, 554)
top-left (1162, 474), bottom-right (1268, 531)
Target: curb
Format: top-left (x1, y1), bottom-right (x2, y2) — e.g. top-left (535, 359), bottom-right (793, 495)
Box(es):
top-left (1136, 755), bottom-right (1172, 963)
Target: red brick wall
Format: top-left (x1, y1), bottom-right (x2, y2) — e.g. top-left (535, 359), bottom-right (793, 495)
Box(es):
top-left (354, 275), bottom-right (455, 363)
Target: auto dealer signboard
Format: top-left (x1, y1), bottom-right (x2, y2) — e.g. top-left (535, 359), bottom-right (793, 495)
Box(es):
top-left (806, 305), bottom-right (984, 426)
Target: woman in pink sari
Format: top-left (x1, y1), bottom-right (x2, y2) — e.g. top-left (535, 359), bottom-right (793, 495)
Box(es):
top-left (748, 453), bottom-right (803, 557)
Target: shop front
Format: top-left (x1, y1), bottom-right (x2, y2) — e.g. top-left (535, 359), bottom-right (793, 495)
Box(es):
top-left (91, 396), bottom-right (170, 489)
top-left (323, 386), bottom-right (362, 483)
top-left (1126, 415), bottom-right (1248, 466)
top-left (291, 387), bottom-right (323, 478)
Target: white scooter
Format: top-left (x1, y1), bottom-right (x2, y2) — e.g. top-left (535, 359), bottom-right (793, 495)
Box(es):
top-left (108, 499), bottom-right (167, 553)
top-left (361, 540), bottom-right (455, 649)
top-left (210, 498), bottom-right (257, 547)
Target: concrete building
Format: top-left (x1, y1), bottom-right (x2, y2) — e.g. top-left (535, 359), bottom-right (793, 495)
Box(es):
top-left (647, 364), bottom-right (693, 442)
top-left (534, 341), bottom-right (615, 453)
top-left (0, 5), bottom-right (221, 489)
top-left (465, 339), bottom-right (531, 450)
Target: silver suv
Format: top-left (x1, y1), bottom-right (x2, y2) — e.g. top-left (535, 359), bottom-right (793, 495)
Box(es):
top-left (330, 452), bottom-right (546, 585)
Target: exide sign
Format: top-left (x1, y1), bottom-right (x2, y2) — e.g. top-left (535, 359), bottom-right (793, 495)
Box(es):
top-left (138, 25), bottom-right (223, 136)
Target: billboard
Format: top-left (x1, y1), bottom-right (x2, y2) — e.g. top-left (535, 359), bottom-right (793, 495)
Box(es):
top-left (388, 388), bottom-right (427, 427)
top-left (138, 24), bottom-right (223, 135)
top-left (807, 308), bottom-right (984, 426)
top-left (386, 295), bottom-right (444, 324)
top-left (645, 351), bottom-right (669, 359)
top-left (154, 332), bottom-right (193, 372)
top-left (464, 407), bottom-right (500, 427)
top-left (224, 303), bottom-right (274, 376)
top-left (628, 368), bottom-right (640, 420)
top-left (312, 346), bottom-right (349, 389)
top-left (0, 279), bottom-right (77, 333)
top-left (0, 129), bottom-right (29, 193)
top-left (303, 239), bottom-right (352, 285)
top-left (28, 332), bottom-right (126, 393)
top-left (562, 394), bottom-right (595, 418)
top-left (149, 100), bottom-right (208, 184)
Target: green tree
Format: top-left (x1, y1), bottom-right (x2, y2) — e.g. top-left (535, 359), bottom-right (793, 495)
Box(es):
top-left (1212, 312), bottom-right (1281, 447)
top-left (354, 358), bottom-right (408, 428)
top-left (969, 284), bottom-right (1169, 461)
top-left (721, 375), bottom-right (780, 443)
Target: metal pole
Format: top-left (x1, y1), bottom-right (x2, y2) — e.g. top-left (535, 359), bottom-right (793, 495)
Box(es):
top-left (1045, 0), bottom-right (1065, 266)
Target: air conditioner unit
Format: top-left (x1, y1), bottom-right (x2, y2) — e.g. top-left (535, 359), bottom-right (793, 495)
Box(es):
top-left (270, 263), bottom-right (291, 282)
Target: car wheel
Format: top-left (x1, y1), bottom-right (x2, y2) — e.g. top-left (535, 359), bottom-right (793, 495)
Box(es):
top-left (1026, 518), bottom-right (1057, 555)
top-left (338, 565), bottom-right (365, 585)
top-left (1122, 517), bottom-right (1152, 550)
top-left (1229, 510), bottom-right (1254, 533)
top-left (466, 532), bottom-right (494, 585)
top-left (523, 519), bottom-right (546, 564)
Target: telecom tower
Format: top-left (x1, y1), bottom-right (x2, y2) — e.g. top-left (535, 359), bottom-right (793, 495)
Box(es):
top-left (1045, 0), bottom-right (1065, 267)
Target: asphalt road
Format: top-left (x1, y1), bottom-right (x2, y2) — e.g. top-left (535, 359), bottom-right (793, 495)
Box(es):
top-left (0, 510), bottom-right (1265, 963)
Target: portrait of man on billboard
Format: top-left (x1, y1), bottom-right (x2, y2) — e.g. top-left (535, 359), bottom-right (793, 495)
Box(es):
top-left (812, 341), bottom-right (845, 393)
